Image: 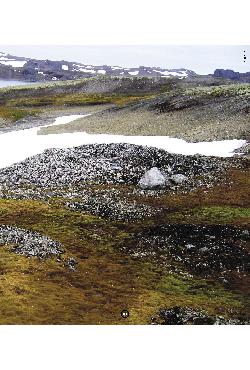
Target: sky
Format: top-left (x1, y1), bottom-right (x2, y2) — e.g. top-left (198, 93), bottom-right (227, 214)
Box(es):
top-left (1, 1), bottom-right (249, 74)
top-left (0, 45), bottom-right (249, 74)
top-left (1, 1), bottom-right (249, 45)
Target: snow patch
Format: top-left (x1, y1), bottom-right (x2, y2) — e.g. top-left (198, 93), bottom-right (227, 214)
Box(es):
top-left (78, 68), bottom-right (96, 74)
top-left (0, 114), bottom-right (246, 169)
top-left (62, 64), bottom-right (68, 71)
top-left (153, 69), bottom-right (188, 77)
top-left (0, 60), bottom-right (27, 68)
top-left (128, 71), bottom-right (139, 76)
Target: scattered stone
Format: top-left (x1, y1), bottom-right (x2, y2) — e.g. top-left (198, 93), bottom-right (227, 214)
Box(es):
top-left (64, 257), bottom-right (78, 271)
top-left (170, 173), bottom-right (188, 184)
top-left (66, 188), bottom-right (160, 222)
top-left (138, 167), bottom-right (167, 189)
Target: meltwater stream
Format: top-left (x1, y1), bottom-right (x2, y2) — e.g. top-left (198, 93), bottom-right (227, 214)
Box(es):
top-left (0, 114), bottom-right (246, 169)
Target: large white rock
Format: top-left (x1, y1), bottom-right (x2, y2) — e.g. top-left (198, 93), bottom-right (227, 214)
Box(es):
top-left (138, 167), bottom-right (166, 189)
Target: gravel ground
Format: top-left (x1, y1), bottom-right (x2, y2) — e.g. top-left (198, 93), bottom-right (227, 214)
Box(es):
top-left (66, 188), bottom-right (160, 222)
top-left (0, 143), bottom-right (236, 189)
top-left (39, 100), bottom-right (250, 143)
top-left (0, 143), bottom-right (241, 223)
top-left (0, 225), bottom-right (63, 258)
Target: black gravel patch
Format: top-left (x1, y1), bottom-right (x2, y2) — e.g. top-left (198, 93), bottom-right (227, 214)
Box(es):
top-left (151, 306), bottom-right (249, 325)
top-left (119, 224), bottom-right (250, 277)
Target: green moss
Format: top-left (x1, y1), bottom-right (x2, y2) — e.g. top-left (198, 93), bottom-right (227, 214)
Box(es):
top-left (128, 269), bottom-right (246, 324)
top-left (168, 206), bottom-right (250, 225)
top-left (0, 106), bottom-right (39, 121)
top-left (7, 92), bottom-right (155, 108)
top-left (0, 198), bottom-right (248, 324)
top-left (185, 83), bottom-right (250, 98)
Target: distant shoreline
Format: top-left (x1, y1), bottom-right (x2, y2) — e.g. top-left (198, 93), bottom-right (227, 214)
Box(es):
top-left (0, 79), bottom-right (34, 88)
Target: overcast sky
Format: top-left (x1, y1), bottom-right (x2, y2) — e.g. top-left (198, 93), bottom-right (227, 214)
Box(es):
top-left (0, 45), bottom-right (249, 74)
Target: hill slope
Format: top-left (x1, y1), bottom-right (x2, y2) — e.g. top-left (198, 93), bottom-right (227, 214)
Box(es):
top-left (0, 51), bottom-right (196, 82)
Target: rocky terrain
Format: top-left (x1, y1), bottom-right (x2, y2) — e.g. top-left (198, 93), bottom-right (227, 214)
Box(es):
top-left (2, 51), bottom-right (250, 86)
top-left (120, 224), bottom-right (249, 278)
top-left (0, 146), bottom-right (249, 324)
top-left (0, 143), bottom-right (234, 188)
top-left (0, 138), bottom-right (249, 324)
top-left (0, 72), bottom-right (249, 325)
top-left (0, 225), bottom-right (62, 258)
top-left (39, 83), bottom-right (250, 146)
top-left (213, 69), bottom-right (250, 82)
top-left (151, 306), bottom-right (249, 325)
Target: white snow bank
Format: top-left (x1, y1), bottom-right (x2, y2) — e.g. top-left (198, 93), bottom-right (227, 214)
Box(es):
top-left (0, 115), bottom-right (246, 169)
top-left (0, 60), bottom-right (27, 68)
top-left (78, 68), bottom-right (96, 74)
top-left (52, 115), bottom-right (91, 126)
top-left (62, 64), bottom-right (68, 71)
top-left (153, 69), bottom-right (188, 77)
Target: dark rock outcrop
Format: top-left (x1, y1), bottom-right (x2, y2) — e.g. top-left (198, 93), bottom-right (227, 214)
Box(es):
top-left (214, 69), bottom-right (250, 82)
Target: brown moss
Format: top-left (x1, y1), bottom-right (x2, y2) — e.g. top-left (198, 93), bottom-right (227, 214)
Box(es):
top-left (0, 195), bottom-right (248, 324)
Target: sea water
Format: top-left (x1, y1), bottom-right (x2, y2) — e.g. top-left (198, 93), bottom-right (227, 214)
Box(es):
top-left (0, 80), bottom-right (33, 88)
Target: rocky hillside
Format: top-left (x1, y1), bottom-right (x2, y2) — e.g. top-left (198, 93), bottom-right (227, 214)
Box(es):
top-left (0, 51), bottom-right (196, 82)
top-left (41, 83), bottom-right (249, 145)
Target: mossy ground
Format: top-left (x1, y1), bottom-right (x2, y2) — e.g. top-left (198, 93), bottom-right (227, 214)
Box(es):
top-left (0, 90), bottom-right (155, 124)
top-left (6, 93), bottom-right (155, 108)
top-left (0, 106), bottom-right (39, 122)
top-left (1, 81), bottom-right (249, 133)
top-left (0, 164), bottom-right (249, 324)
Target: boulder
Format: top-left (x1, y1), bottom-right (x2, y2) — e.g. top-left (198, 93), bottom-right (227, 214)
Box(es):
top-left (171, 173), bottom-right (188, 184)
top-left (138, 167), bottom-right (166, 189)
